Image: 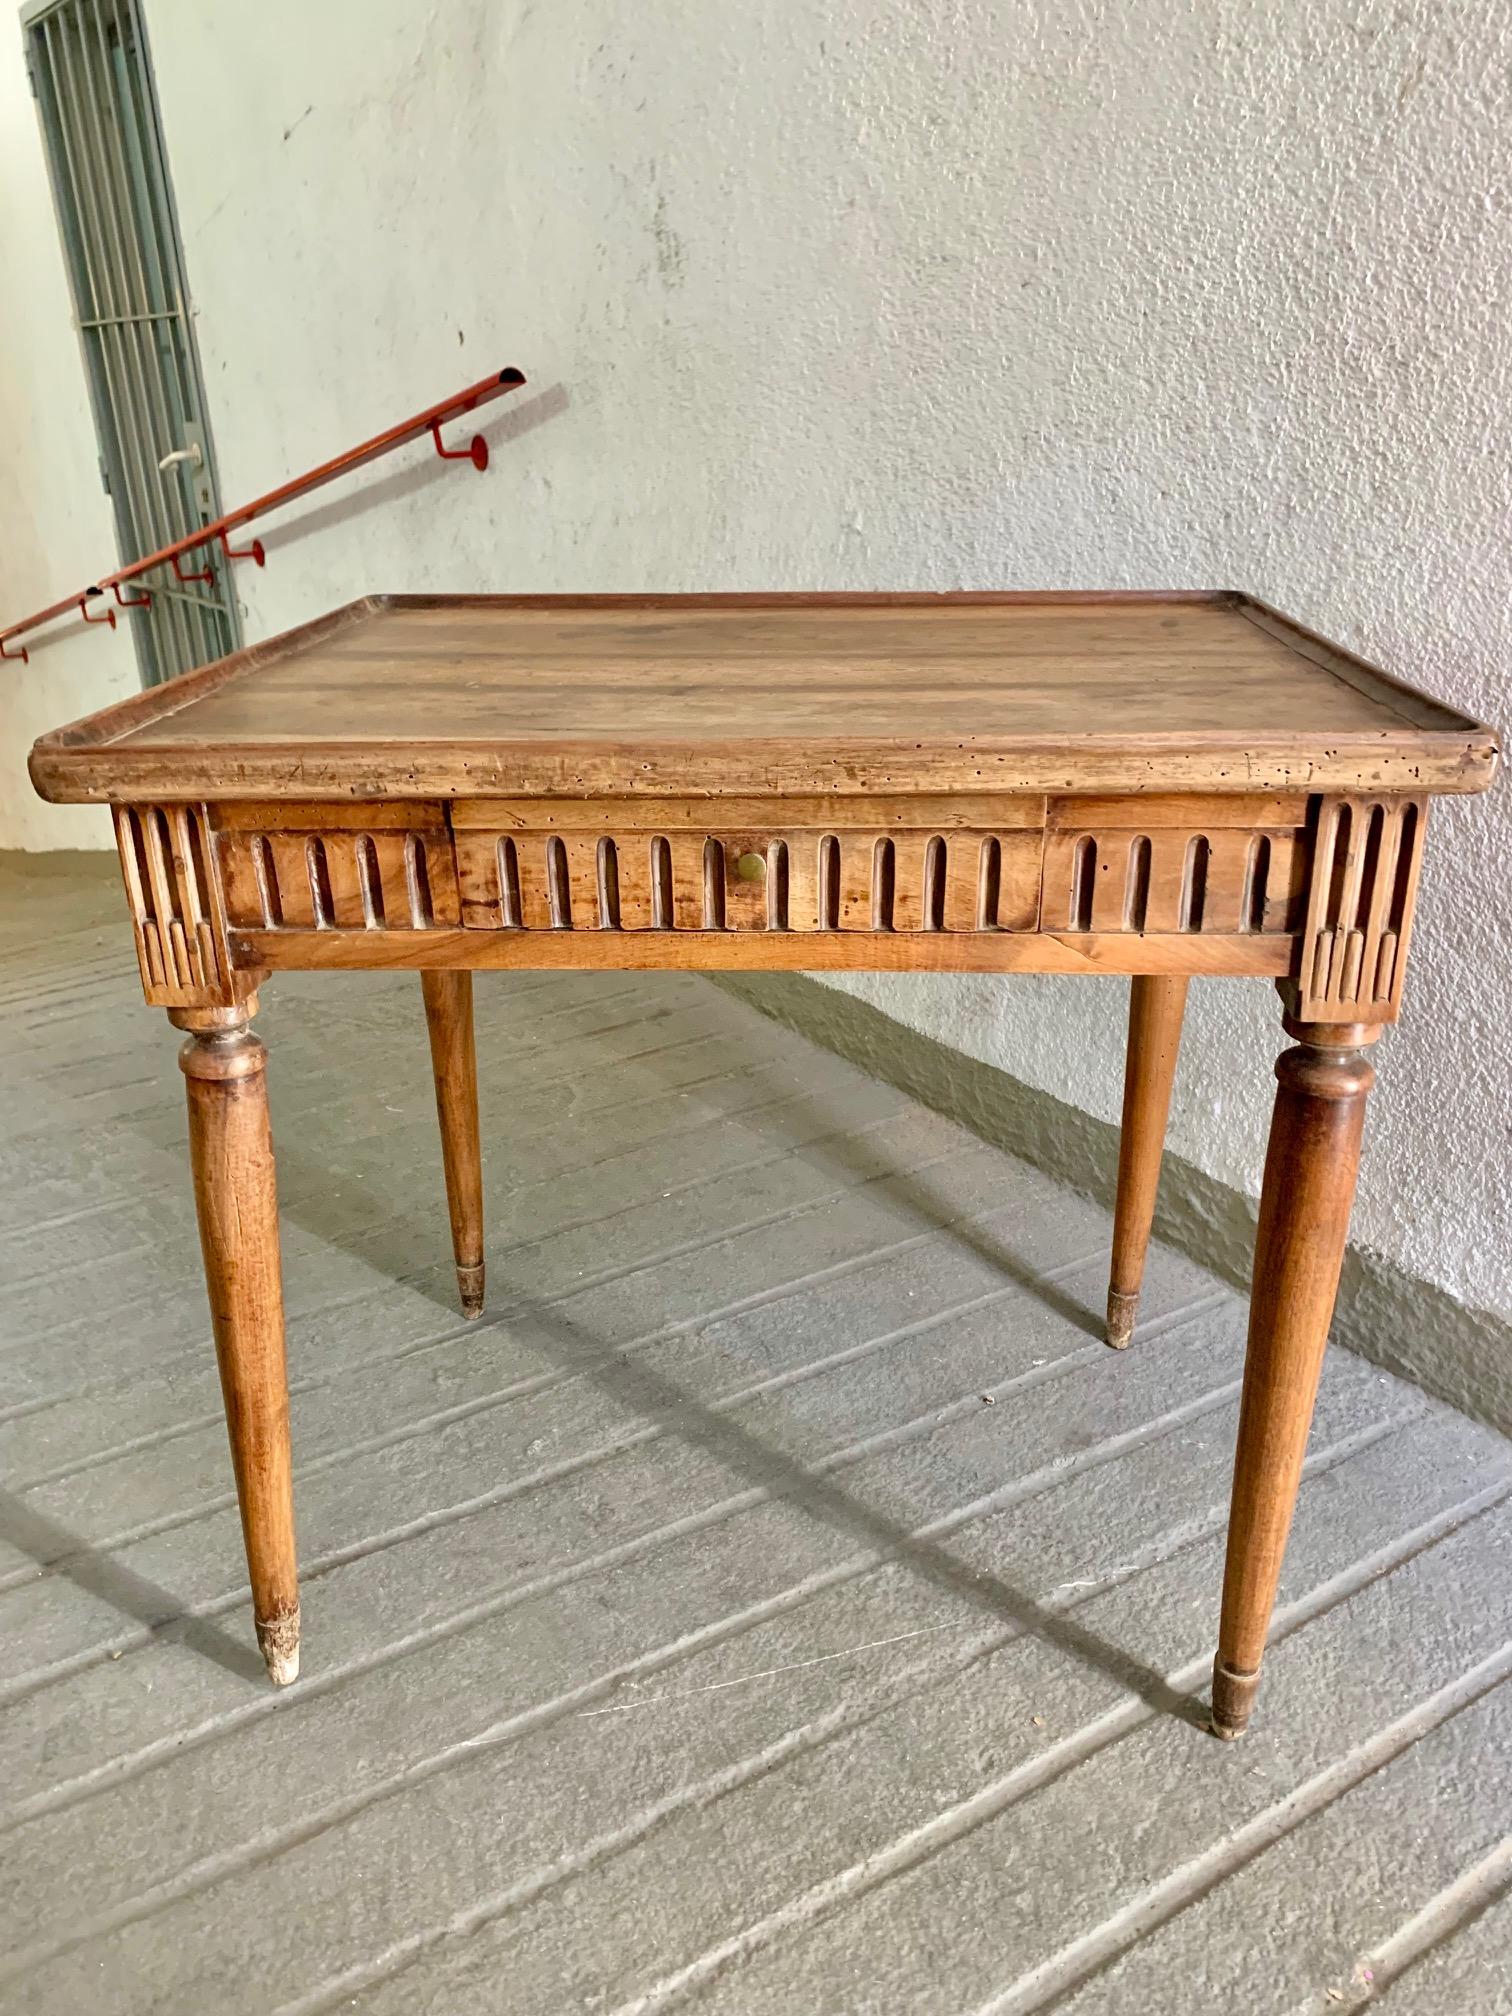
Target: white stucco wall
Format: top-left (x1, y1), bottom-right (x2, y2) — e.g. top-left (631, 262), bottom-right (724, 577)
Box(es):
top-left (2, 3), bottom-right (1508, 1323)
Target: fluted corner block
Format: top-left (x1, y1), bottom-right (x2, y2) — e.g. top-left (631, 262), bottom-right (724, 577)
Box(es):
top-left (1294, 796), bottom-right (1427, 1024)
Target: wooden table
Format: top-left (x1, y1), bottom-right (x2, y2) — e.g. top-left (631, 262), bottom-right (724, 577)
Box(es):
top-left (29, 592), bottom-right (1499, 1737)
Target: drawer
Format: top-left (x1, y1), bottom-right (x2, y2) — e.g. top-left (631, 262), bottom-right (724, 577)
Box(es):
top-left (454, 822), bottom-right (1044, 933)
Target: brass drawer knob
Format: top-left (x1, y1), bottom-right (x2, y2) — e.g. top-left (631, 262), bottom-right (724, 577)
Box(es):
top-left (734, 850), bottom-right (767, 883)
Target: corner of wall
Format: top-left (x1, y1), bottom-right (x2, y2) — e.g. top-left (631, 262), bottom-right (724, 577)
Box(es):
top-left (709, 971), bottom-right (1512, 1440)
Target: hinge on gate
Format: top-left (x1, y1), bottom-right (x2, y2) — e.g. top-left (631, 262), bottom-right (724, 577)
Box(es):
top-left (98, 457), bottom-right (112, 499)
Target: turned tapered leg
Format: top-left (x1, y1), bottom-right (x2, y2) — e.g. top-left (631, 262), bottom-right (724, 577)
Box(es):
top-left (1210, 1017), bottom-right (1379, 1739)
top-left (421, 970), bottom-right (485, 1318)
top-left (1107, 975), bottom-right (1188, 1348)
top-left (172, 1000), bottom-right (298, 1686)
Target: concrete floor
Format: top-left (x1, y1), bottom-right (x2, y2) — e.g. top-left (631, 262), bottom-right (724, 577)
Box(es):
top-left (2, 852), bottom-right (1510, 2016)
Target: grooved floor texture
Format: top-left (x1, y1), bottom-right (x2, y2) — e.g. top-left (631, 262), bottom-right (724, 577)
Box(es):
top-left (2, 851), bottom-right (1510, 2015)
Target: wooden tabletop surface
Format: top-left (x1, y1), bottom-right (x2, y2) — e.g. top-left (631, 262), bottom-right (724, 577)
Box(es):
top-left (30, 592), bottom-right (1499, 802)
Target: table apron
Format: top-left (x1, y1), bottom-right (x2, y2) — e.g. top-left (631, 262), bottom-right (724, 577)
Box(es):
top-left (103, 790), bottom-right (1429, 1024)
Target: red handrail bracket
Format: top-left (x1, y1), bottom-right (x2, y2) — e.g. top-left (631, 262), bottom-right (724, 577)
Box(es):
top-left (171, 552), bottom-right (214, 586)
top-left (220, 530), bottom-right (266, 567)
top-left (431, 420), bottom-right (488, 472)
top-left (79, 591), bottom-right (117, 630)
top-left (0, 637), bottom-right (28, 663)
top-left (112, 582), bottom-right (152, 610)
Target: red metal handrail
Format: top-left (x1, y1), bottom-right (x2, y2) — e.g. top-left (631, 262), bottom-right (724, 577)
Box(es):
top-left (0, 366), bottom-right (527, 662)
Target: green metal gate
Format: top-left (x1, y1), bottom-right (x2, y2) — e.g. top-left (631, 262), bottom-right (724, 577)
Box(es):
top-left (24, 0), bottom-right (240, 685)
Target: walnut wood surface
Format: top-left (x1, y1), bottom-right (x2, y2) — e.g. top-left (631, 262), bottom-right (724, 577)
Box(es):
top-left (1107, 975), bottom-right (1188, 1348)
top-left (1211, 1018), bottom-right (1379, 1739)
top-left (421, 971), bottom-right (485, 1319)
top-left (104, 784), bottom-right (1328, 1000)
top-left (29, 592), bottom-right (1499, 802)
top-left (1292, 795), bottom-right (1427, 1022)
top-left (173, 1003), bottom-right (298, 1686)
top-left (227, 925), bottom-right (1296, 976)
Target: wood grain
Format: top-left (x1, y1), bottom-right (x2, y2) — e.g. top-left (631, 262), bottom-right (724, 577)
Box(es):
top-left (216, 822), bottom-right (460, 932)
top-left (450, 793), bottom-right (1050, 831)
top-left (421, 972), bottom-right (485, 1319)
top-left (113, 802), bottom-right (257, 1009)
top-left (1107, 976), bottom-right (1189, 1348)
top-left (29, 592), bottom-right (1500, 803)
top-left (1292, 796), bottom-right (1428, 1023)
top-left (227, 925), bottom-right (1296, 976)
top-left (454, 825), bottom-right (1046, 935)
top-left (172, 1002), bottom-right (298, 1686)
top-left (1211, 1016), bottom-right (1379, 1738)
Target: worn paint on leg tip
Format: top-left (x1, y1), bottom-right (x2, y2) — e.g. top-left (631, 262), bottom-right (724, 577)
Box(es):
top-left (457, 1263), bottom-right (485, 1319)
top-left (1106, 1287), bottom-right (1138, 1350)
top-left (1209, 1655), bottom-right (1260, 1741)
top-left (257, 1609), bottom-right (300, 1687)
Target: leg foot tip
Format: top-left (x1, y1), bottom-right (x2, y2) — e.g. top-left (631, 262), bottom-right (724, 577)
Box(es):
top-left (257, 1610), bottom-right (300, 1687)
top-left (1106, 1288), bottom-right (1138, 1351)
top-left (1210, 1656), bottom-right (1259, 1741)
top-left (457, 1263), bottom-right (485, 1320)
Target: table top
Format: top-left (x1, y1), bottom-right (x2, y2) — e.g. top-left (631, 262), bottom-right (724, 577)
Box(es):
top-left (30, 592), bottom-right (1499, 802)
